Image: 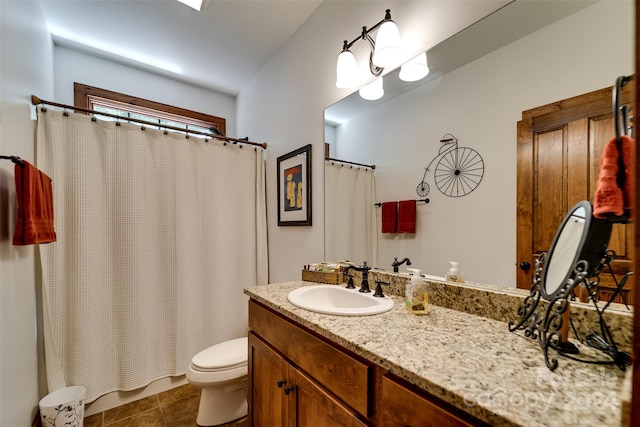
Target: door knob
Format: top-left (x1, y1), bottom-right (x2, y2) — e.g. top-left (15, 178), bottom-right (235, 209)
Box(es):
top-left (519, 261), bottom-right (531, 271)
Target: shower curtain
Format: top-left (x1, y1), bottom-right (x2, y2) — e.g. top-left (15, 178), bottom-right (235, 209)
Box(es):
top-left (36, 109), bottom-right (268, 402)
top-left (324, 161), bottom-right (376, 265)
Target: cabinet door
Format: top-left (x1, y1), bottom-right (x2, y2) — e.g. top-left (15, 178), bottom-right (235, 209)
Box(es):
top-left (249, 332), bottom-right (288, 427)
top-left (378, 374), bottom-right (480, 427)
top-left (290, 368), bottom-right (367, 427)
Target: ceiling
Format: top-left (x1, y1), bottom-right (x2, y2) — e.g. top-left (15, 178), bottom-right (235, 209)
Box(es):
top-left (39, 0), bottom-right (323, 96)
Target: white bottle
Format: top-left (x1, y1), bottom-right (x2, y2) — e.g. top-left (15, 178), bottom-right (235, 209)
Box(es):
top-left (405, 268), bottom-right (428, 314)
top-left (446, 261), bottom-right (463, 283)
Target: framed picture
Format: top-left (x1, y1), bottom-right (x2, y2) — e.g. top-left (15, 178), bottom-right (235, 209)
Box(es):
top-left (277, 144), bottom-right (312, 226)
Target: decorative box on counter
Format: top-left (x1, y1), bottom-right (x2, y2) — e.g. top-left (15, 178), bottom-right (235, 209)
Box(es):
top-left (302, 262), bottom-right (348, 285)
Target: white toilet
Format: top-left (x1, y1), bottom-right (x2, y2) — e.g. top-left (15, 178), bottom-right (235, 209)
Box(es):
top-left (186, 337), bottom-right (248, 426)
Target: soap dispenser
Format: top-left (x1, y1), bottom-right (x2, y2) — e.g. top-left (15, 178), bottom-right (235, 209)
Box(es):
top-left (446, 261), bottom-right (464, 283)
top-left (405, 268), bottom-right (428, 315)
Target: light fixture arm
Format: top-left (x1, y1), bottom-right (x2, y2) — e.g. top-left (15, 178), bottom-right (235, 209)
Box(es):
top-left (340, 9), bottom-right (393, 77)
top-left (362, 28), bottom-right (383, 77)
top-left (342, 9), bottom-right (391, 50)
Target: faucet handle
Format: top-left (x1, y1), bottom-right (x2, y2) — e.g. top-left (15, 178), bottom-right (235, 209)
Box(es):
top-left (373, 280), bottom-right (390, 298)
top-left (344, 272), bottom-right (356, 289)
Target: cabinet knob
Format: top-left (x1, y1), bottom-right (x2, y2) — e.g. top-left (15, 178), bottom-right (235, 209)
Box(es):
top-left (284, 386), bottom-right (295, 395)
top-left (277, 379), bottom-right (286, 388)
top-left (519, 261), bottom-right (531, 271)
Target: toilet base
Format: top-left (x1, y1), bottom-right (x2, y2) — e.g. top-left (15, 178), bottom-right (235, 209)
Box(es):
top-left (195, 378), bottom-right (248, 426)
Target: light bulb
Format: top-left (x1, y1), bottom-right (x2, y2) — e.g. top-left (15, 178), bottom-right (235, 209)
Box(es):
top-left (372, 20), bottom-right (402, 68)
top-left (359, 78), bottom-right (384, 101)
top-left (336, 49), bottom-right (359, 89)
top-left (399, 52), bottom-right (429, 82)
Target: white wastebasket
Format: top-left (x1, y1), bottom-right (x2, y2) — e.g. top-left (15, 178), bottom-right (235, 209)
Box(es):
top-left (39, 386), bottom-right (86, 427)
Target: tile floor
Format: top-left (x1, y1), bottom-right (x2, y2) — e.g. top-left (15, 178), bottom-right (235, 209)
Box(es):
top-left (83, 384), bottom-right (247, 427)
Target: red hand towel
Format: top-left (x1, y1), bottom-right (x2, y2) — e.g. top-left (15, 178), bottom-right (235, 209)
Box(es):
top-left (397, 200), bottom-right (416, 233)
top-left (13, 161), bottom-right (57, 245)
top-left (381, 202), bottom-right (397, 233)
top-left (594, 136), bottom-right (635, 221)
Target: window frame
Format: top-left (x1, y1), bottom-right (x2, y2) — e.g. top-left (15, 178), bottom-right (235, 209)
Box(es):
top-left (73, 82), bottom-right (226, 136)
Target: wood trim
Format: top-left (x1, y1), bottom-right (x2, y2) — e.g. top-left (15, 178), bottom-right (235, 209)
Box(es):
top-left (73, 82), bottom-right (226, 135)
top-left (522, 84), bottom-right (634, 132)
top-left (631, 1), bottom-right (639, 425)
top-left (516, 119), bottom-right (533, 289)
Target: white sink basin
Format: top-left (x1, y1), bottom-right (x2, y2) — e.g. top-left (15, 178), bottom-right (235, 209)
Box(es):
top-left (287, 284), bottom-right (394, 316)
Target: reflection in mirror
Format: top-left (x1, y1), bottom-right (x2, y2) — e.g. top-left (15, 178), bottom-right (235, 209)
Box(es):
top-left (324, 1), bottom-right (633, 285)
top-left (324, 160), bottom-right (376, 265)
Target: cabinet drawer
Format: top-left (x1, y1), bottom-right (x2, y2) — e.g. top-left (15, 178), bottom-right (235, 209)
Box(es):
top-left (379, 374), bottom-right (482, 427)
top-left (249, 300), bottom-right (372, 418)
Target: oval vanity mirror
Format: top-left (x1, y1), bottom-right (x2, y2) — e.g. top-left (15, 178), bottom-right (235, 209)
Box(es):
top-left (540, 201), bottom-right (613, 300)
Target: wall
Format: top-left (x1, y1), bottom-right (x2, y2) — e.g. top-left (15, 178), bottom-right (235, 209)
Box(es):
top-left (237, 0), bottom-right (511, 283)
top-left (333, 1), bottom-right (633, 287)
top-left (0, 1), bottom-right (54, 425)
top-left (52, 47), bottom-right (237, 137)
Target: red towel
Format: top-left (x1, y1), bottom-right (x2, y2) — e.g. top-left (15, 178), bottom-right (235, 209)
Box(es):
top-left (381, 202), bottom-right (397, 233)
top-left (397, 200), bottom-right (416, 233)
top-left (594, 136), bottom-right (635, 221)
top-left (13, 161), bottom-right (57, 245)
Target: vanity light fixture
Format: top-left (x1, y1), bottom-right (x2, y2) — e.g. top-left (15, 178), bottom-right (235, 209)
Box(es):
top-left (359, 78), bottom-right (384, 101)
top-left (335, 9), bottom-right (402, 90)
top-left (399, 52), bottom-right (430, 82)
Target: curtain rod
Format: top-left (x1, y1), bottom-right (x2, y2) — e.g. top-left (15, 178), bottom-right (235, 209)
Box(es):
top-left (31, 95), bottom-right (267, 149)
top-left (326, 157), bottom-right (375, 170)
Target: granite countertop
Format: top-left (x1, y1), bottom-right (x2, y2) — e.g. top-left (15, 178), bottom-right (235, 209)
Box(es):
top-left (244, 281), bottom-right (630, 427)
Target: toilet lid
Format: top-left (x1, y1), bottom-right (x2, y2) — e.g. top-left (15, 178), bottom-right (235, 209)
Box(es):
top-left (192, 337), bottom-right (248, 371)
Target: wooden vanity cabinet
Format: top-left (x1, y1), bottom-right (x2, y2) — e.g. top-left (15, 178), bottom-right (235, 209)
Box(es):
top-left (248, 301), bottom-right (370, 426)
top-left (249, 333), bottom-right (368, 427)
top-left (248, 299), bottom-right (486, 427)
top-left (248, 333), bottom-right (288, 425)
top-left (377, 373), bottom-right (485, 427)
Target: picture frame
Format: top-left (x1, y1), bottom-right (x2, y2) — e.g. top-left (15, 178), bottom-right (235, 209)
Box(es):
top-left (277, 144), bottom-right (312, 226)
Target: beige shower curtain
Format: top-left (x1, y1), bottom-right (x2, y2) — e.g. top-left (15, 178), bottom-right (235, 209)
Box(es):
top-left (324, 161), bottom-right (376, 265)
top-left (37, 109), bottom-right (268, 402)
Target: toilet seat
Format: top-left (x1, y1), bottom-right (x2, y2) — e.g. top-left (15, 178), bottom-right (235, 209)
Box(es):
top-left (186, 336), bottom-right (249, 426)
top-left (191, 337), bottom-right (248, 372)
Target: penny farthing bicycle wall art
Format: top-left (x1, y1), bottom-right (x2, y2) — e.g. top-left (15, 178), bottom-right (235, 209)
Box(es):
top-left (416, 134), bottom-right (485, 198)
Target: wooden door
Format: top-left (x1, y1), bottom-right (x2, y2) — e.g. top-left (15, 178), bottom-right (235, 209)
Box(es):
top-left (248, 332), bottom-right (288, 427)
top-left (516, 82), bottom-right (635, 304)
top-left (289, 368), bottom-right (367, 427)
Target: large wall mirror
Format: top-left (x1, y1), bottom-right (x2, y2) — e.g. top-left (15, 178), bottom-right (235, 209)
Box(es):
top-left (323, 0), bottom-right (633, 287)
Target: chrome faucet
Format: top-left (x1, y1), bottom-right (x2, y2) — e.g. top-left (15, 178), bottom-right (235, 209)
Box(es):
top-left (345, 261), bottom-right (372, 293)
top-left (392, 257), bottom-right (411, 273)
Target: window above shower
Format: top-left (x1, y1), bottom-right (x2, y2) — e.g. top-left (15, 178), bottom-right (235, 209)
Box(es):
top-left (73, 82), bottom-right (226, 138)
